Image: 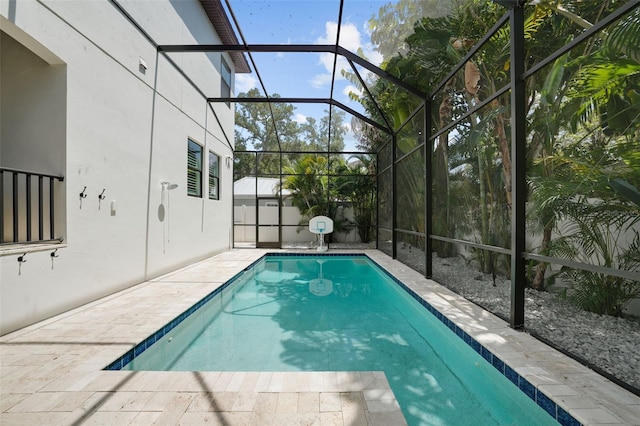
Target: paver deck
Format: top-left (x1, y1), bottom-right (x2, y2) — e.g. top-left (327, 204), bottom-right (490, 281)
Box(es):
top-left (1, 249), bottom-right (639, 425)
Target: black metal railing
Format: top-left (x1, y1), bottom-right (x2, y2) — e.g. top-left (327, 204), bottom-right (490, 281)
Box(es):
top-left (1, 167), bottom-right (64, 244)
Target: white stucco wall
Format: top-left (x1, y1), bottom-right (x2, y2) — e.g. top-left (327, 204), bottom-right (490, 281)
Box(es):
top-left (0, 0), bottom-right (237, 335)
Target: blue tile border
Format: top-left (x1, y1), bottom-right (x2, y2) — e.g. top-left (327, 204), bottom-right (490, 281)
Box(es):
top-left (365, 255), bottom-right (582, 426)
top-left (505, 364), bottom-right (519, 385)
top-left (104, 251), bottom-right (581, 426)
top-left (558, 406), bottom-right (582, 426)
top-left (519, 379), bottom-right (537, 400)
top-left (104, 255), bottom-right (265, 371)
top-left (537, 391), bottom-right (557, 418)
top-left (265, 252), bottom-right (368, 257)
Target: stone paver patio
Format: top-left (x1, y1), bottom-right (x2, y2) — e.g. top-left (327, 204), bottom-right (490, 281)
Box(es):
top-left (1, 249), bottom-right (639, 425)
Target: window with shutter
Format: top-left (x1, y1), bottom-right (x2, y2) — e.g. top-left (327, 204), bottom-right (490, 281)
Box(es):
top-left (187, 139), bottom-right (202, 197)
top-left (209, 151), bottom-right (220, 200)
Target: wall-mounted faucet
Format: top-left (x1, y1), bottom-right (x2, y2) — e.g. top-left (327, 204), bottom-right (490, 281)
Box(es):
top-left (17, 253), bottom-right (27, 275)
top-left (50, 249), bottom-right (59, 270)
top-left (98, 189), bottom-right (106, 209)
top-left (79, 186), bottom-right (88, 209)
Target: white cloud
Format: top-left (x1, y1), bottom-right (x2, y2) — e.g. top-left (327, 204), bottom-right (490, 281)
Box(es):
top-left (342, 124), bottom-right (359, 152)
top-left (343, 85), bottom-right (361, 99)
top-left (366, 50), bottom-right (383, 67)
top-left (361, 22), bottom-right (384, 67)
top-left (294, 113), bottom-right (308, 124)
top-left (310, 73), bottom-right (333, 89)
top-left (318, 52), bottom-right (341, 75)
top-left (336, 22), bottom-right (362, 52)
top-left (311, 20), bottom-right (384, 91)
top-left (235, 74), bottom-right (258, 93)
top-left (316, 21), bottom-right (356, 77)
top-left (316, 21), bottom-right (362, 52)
top-left (316, 21), bottom-right (338, 44)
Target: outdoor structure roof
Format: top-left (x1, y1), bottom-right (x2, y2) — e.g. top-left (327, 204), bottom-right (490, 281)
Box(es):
top-left (158, 0), bottom-right (451, 153)
top-left (198, 0), bottom-right (251, 73)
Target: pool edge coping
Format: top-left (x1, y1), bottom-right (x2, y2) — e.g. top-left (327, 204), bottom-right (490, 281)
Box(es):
top-left (105, 251), bottom-right (582, 426)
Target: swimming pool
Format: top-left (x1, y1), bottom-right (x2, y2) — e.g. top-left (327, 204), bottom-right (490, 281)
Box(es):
top-left (108, 254), bottom-right (566, 425)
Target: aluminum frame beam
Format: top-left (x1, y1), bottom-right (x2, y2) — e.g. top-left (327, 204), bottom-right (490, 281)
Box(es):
top-left (157, 43), bottom-right (427, 99)
top-left (509, 3), bottom-right (526, 330)
top-left (210, 97), bottom-right (390, 134)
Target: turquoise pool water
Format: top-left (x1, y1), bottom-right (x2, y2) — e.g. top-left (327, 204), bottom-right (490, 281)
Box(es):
top-left (121, 255), bottom-right (559, 425)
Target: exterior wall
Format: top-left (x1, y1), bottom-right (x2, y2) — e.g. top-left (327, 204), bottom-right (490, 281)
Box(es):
top-left (0, 0), bottom-right (236, 335)
top-left (233, 205), bottom-right (316, 243)
top-left (233, 203), bottom-right (360, 244)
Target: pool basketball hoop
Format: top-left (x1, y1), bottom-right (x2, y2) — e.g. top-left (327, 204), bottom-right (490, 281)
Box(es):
top-left (309, 216), bottom-right (333, 252)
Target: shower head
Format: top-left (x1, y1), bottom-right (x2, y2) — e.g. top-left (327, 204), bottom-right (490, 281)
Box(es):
top-left (161, 182), bottom-right (179, 190)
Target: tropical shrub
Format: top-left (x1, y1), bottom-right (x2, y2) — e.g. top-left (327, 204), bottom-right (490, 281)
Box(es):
top-left (552, 212), bottom-right (640, 316)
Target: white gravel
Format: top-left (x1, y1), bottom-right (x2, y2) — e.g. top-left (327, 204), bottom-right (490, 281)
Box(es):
top-left (431, 254), bottom-right (640, 392)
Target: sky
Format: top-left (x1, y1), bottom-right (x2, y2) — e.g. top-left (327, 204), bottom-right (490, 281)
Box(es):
top-left (224, 0), bottom-right (394, 151)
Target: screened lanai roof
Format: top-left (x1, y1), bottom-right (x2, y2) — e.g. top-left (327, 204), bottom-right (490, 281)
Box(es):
top-left (157, 0), bottom-right (637, 155)
top-left (158, 0), bottom-right (461, 154)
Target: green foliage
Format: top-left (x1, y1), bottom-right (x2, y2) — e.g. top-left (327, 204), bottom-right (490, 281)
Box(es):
top-left (280, 154), bottom-right (377, 243)
top-left (357, 0), bottom-right (640, 309)
top-left (606, 6), bottom-right (640, 63)
top-left (566, 7), bottom-right (640, 137)
top-left (531, 126), bottom-right (640, 311)
top-left (234, 89), bottom-right (346, 175)
top-left (609, 178), bottom-right (640, 208)
top-left (552, 217), bottom-right (640, 317)
top-left (368, 0), bottom-right (462, 59)
top-left (333, 155), bottom-right (377, 243)
top-left (541, 53), bottom-right (569, 106)
top-left (281, 155), bottom-right (335, 222)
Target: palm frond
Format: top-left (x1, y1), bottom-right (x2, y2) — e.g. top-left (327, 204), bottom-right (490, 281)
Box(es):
top-left (606, 7), bottom-right (640, 63)
top-left (568, 59), bottom-right (640, 101)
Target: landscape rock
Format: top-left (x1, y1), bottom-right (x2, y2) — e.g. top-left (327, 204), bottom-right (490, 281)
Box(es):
top-left (431, 253), bottom-right (640, 391)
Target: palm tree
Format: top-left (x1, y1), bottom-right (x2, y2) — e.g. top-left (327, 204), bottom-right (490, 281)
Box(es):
top-left (527, 3), bottom-right (640, 290)
top-left (551, 205), bottom-right (640, 316)
top-left (281, 155), bottom-right (333, 222)
top-left (281, 155), bottom-right (354, 241)
top-left (333, 155), bottom-right (377, 243)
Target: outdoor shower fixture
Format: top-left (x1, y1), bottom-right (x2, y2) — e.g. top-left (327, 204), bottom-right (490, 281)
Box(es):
top-left (159, 181), bottom-right (178, 254)
top-left (161, 181), bottom-right (179, 190)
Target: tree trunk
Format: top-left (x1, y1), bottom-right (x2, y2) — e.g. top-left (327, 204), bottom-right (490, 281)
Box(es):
top-left (433, 79), bottom-right (454, 257)
top-left (493, 100), bottom-right (513, 210)
top-left (532, 226), bottom-right (552, 290)
top-left (478, 145), bottom-right (492, 273)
